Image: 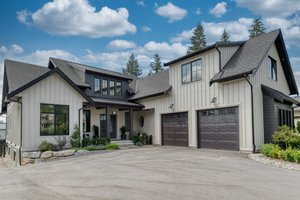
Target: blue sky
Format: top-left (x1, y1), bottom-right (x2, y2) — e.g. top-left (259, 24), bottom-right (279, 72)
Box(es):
top-left (0, 0), bottom-right (300, 86)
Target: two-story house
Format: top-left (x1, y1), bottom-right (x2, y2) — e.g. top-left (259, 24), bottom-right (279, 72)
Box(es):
top-left (1, 29), bottom-right (298, 163)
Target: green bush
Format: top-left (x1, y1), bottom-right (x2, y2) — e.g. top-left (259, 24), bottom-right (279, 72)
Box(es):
top-left (133, 135), bottom-right (141, 145)
top-left (105, 143), bottom-right (119, 150)
top-left (84, 145), bottom-right (106, 151)
top-left (39, 141), bottom-right (53, 152)
top-left (293, 150), bottom-right (300, 163)
top-left (70, 124), bottom-right (81, 148)
top-left (82, 137), bottom-right (110, 147)
top-left (297, 121), bottom-right (300, 133)
top-left (261, 144), bottom-right (279, 157)
top-left (272, 126), bottom-right (300, 149)
top-left (133, 133), bottom-right (152, 145)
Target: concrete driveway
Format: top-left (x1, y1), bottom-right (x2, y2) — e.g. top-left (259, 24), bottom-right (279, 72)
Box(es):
top-left (0, 147), bottom-right (299, 200)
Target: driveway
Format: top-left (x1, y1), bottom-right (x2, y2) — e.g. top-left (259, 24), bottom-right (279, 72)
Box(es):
top-left (0, 147), bottom-right (299, 200)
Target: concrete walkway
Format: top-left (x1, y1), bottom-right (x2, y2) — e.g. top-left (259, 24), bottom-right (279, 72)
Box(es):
top-left (0, 147), bottom-right (300, 200)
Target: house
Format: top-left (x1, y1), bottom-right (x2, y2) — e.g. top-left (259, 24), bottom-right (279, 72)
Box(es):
top-left (294, 97), bottom-right (300, 126)
top-left (1, 29), bottom-right (298, 163)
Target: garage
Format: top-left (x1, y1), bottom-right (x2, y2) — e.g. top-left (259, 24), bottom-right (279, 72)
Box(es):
top-left (198, 107), bottom-right (239, 151)
top-left (161, 112), bottom-right (188, 147)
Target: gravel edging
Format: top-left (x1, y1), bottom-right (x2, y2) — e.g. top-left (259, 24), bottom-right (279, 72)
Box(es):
top-left (249, 153), bottom-right (300, 171)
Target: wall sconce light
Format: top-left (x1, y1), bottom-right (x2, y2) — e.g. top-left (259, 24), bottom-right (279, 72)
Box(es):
top-left (210, 97), bottom-right (217, 104)
top-left (111, 111), bottom-right (116, 115)
top-left (169, 103), bottom-right (175, 110)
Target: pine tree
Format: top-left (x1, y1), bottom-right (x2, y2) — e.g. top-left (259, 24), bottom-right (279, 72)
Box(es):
top-left (187, 24), bottom-right (206, 54)
top-left (149, 54), bottom-right (164, 74)
top-left (249, 18), bottom-right (266, 38)
top-left (220, 29), bottom-right (230, 42)
top-left (123, 53), bottom-right (142, 77)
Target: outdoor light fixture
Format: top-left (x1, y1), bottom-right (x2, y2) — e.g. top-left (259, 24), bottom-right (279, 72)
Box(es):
top-left (210, 97), bottom-right (217, 104)
top-left (111, 111), bottom-right (116, 115)
top-left (169, 103), bottom-right (175, 110)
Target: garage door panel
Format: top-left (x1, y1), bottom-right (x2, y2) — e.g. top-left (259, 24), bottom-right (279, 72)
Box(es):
top-left (162, 112), bottom-right (188, 147)
top-left (198, 107), bottom-right (239, 151)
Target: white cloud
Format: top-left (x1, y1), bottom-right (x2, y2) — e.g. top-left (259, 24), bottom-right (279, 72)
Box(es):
top-left (171, 29), bottom-right (194, 43)
top-left (141, 26), bottom-right (152, 32)
top-left (290, 57), bottom-right (300, 89)
top-left (234, 0), bottom-right (300, 17)
top-left (137, 0), bottom-right (145, 7)
top-left (195, 8), bottom-right (201, 15)
top-left (107, 40), bottom-right (137, 50)
top-left (155, 2), bottom-right (187, 23)
top-left (210, 1), bottom-right (227, 18)
top-left (17, 0), bottom-right (136, 38)
top-left (0, 44), bottom-right (24, 55)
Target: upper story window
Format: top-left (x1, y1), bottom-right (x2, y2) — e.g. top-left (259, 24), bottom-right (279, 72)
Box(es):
top-left (94, 78), bottom-right (100, 93)
top-left (102, 79), bottom-right (108, 95)
top-left (116, 81), bottom-right (122, 96)
top-left (268, 56), bottom-right (277, 81)
top-left (109, 80), bottom-right (115, 96)
top-left (182, 59), bottom-right (202, 84)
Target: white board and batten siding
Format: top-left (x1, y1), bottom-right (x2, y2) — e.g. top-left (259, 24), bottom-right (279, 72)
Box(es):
top-left (139, 47), bottom-right (254, 151)
top-left (251, 44), bottom-right (291, 149)
top-left (6, 102), bottom-right (21, 146)
top-left (15, 73), bottom-right (86, 151)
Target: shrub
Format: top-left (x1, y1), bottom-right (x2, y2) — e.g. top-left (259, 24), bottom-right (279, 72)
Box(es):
top-left (82, 138), bottom-right (92, 147)
top-left (297, 121), bottom-right (300, 133)
top-left (272, 126), bottom-right (300, 149)
top-left (70, 124), bottom-right (81, 148)
top-left (133, 133), bottom-right (152, 145)
top-left (82, 137), bottom-right (110, 147)
top-left (53, 136), bottom-right (67, 151)
top-left (136, 142), bottom-right (143, 146)
top-left (84, 145), bottom-right (106, 151)
top-left (39, 141), bottom-right (53, 152)
top-left (281, 148), bottom-right (295, 162)
top-left (133, 135), bottom-right (141, 145)
top-left (293, 150), bottom-right (300, 163)
top-left (261, 144), bottom-right (278, 157)
top-left (105, 143), bottom-right (119, 150)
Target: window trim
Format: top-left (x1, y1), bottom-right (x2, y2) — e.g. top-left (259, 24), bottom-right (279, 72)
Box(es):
top-left (40, 103), bottom-right (69, 136)
top-left (268, 56), bottom-right (277, 81)
top-left (94, 77), bottom-right (101, 93)
top-left (181, 58), bottom-right (202, 84)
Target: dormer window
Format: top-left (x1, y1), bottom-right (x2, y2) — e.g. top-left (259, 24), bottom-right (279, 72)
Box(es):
top-left (182, 59), bottom-right (202, 84)
top-left (268, 56), bottom-right (277, 81)
top-left (94, 78), bottom-right (100, 93)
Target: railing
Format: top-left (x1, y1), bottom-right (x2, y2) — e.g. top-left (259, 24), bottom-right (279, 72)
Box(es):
top-left (0, 139), bottom-right (5, 157)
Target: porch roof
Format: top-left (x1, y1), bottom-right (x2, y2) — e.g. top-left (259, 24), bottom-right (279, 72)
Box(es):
top-left (91, 97), bottom-right (144, 108)
top-left (262, 85), bottom-right (299, 105)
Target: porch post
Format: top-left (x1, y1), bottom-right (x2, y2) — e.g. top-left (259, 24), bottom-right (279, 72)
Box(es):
top-left (106, 106), bottom-right (111, 138)
top-left (129, 108), bottom-right (133, 139)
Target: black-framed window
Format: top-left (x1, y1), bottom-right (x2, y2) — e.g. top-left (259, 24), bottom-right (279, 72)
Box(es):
top-left (94, 78), bottom-right (100, 93)
top-left (268, 56), bottom-right (277, 81)
top-left (116, 81), bottom-right (122, 96)
top-left (182, 59), bottom-right (202, 83)
top-left (40, 104), bottom-right (69, 136)
top-left (83, 110), bottom-right (91, 132)
top-left (278, 108), bottom-right (292, 127)
top-left (102, 79), bottom-right (108, 95)
top-left (109, 80), bottom-right (115, 96)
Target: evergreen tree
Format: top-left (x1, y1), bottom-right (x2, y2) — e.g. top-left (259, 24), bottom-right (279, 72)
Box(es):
top-left (149, 54), bottom-right (164, 74)
top-left (187, 24), bottom-right (206, 54)
top-left (249, 18), bottom-right (266, 38)
top-left (220, 29), bottom-right (231, 42)
top-left (123, 53), bottom-right (142, 77)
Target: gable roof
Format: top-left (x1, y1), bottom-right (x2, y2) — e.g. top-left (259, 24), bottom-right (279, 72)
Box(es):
top-left (164, 41), bottom-right (244, 66)
top-left (210, 29), bottom-right (298, 95)
top-left (128, 70), bottom-right (171, 101)
top-left (49, 58), bottom-right (133, 86)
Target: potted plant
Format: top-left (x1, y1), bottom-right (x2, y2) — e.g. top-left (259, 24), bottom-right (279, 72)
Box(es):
top-left (120, 126), bottom-right (127, 140)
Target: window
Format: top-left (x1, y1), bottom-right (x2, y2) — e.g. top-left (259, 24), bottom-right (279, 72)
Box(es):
top-left (102, 79), bottom-right (108, 95)
top-left (278, 108), bottom-right (292, 127)
top-left (83, 110), bottom-right (91, 132)
top-left (125, 112), bottom-right (129, 131)
top-left (268, 56), bottom-right (277, 81)
top-left (182, 59), bottom-right (202, 83)
top-left (116, 81), bottom-right (122, 96)
top-left (94, 78), bottom-right (100, 93)
top-left (40, 104), bottom-right (69, 136)
top-left (109, 80), bottom-right (115, 96)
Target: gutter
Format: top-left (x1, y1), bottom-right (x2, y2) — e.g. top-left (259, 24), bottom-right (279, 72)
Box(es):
top-left (215, 44), bottom-right (222, 72)
top-left (244, 76), bottom-right (256, 153)
top-left (9, 98), bottom-right (22, 166)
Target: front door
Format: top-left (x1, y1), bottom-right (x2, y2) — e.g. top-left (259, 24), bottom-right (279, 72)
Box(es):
top-left (100, 114), bottom-right (117, 139)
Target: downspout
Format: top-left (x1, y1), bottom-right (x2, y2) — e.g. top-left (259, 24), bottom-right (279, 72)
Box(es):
top-left (244, 76), bottom-right (256, 153)
top-left (9, 98), bottom-right (22, 166)
top-left (215, 44), bottom-right (222, 72)
top-left (78, 104), bottom-right (92, 147)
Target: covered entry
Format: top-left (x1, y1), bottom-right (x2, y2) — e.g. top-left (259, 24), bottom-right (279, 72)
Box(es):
top-left (198, 107), bottom-right (239, 151)
top-left (161, 112), bottom-right (188, 147)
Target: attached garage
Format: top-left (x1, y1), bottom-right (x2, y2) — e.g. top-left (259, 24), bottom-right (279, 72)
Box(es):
top-left (198, 107), bottom-right (239, 151)
top-left (161, 112), bottom-right (188, 147)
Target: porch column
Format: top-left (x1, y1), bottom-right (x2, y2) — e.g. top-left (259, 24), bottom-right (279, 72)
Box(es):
top-left (106, 106), bottom-right (111, 138)
top-left (129, 108), bottom-right (133, 139)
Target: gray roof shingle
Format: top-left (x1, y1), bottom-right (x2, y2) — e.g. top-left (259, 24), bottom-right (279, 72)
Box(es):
top-left (5, 59), bottom-right (50, 94)
top-left (128, 70), bottom-right (171, 100)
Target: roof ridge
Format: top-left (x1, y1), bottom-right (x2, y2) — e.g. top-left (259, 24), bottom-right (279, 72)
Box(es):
top-left (5, 59), bottom-right (46, 68)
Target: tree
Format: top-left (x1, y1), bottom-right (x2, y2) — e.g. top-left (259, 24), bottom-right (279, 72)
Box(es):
top-left (149, 54), bottom-right (164, 74)
top-left (220, 29), bottom-right (230, 42)
top-left (187, 24), bottom-right (206, 53)
top-left (249, 18), bottom-right (266, 38)
top-left (123, 53), bottom-right (142, 77)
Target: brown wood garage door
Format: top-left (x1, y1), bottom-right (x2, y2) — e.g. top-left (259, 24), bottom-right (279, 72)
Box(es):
top-left (162, 112), bottom-right (188, 147)
top-left (198, 107), bottom-right (239, 151)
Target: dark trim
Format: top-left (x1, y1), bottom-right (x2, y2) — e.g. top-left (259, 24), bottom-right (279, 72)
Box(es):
top-left (83, 110), bottom-right (91, 132)
top-left (181, 59), bottom-right (202, 84)
top-left (6, 67), bottom-right (94, 104)
top-left (268, 56), bottom-right (277, 81)
top-left (262, 84), bottom-right (298, 105)
top-left (216, 45), bottom-right (222, 72)
top-left (129, 86), bottom-right (172, 101)
top-left (40, 103), bottom-right (70, 136)
top-left (210, 71), bottom-right (253, 85)
top-left (93, 101), bottom-right (144, 109)
top-left (164, 41), bottom-right (244, 66)
top-left (245, 77), bottom-right (256, 153)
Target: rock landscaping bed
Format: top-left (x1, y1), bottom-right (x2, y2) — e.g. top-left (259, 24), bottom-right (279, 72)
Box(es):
top-left (249, 153), bottom-right (300, 171)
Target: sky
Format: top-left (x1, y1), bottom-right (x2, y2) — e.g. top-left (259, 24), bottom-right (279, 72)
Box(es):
top-left (0, 0), bottom-right (300, 89)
